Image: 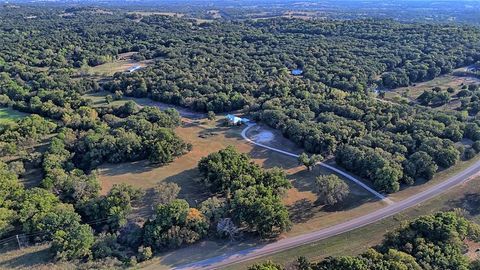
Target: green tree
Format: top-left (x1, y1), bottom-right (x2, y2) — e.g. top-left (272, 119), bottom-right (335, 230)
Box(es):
top-left (373, 166), bottom-right (402, 193)
top-left (51, 223), bottom-right (94, 261)
top-left (0, 208), bottom-right (15, 237)
top-left (207, 111), bottom-right (216, 121)
top-left (32, 203), bottom-right (82, 241)
top-left (231, 185), bottom-right (291, 237)
top-left (81, 184), bottom-right (143, 232)
top-left (142, 199), bottom-right (209, 251)
top-left (248, 261), bottom-right (283, 270)
top-left (315, 175), bottom-right (350, 206)
top-left (298, 153), bottom-right (323, 171)
top-left (105, 95), bottom-right (113, 104)
top-left (404, 151), bottom-right (438, 181)
top-left (153, 182), bottom-right (181, 205)
top-left (0, 161), bottom-right (24, 209)
top-left (18, 188), bottom-right (60, 233)
top-left (199, 197), bottom-right (227, 223)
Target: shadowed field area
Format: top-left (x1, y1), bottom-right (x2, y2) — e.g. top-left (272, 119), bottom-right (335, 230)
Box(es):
top-left (0, 108), bottom-right (28, 124)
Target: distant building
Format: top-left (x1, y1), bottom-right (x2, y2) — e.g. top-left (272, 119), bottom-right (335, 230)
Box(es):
top-left (128, 65), bottom-right (142, 73)
top-left (291, 69), bottom-right (303, 76)
top-left (226, 114), bottom-right (250, 125)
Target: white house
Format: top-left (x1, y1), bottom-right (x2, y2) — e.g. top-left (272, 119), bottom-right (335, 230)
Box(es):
top-left (226, 114), bottom-right (250, 125)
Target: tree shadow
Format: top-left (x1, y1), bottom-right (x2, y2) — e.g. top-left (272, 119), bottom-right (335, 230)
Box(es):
top-left (247, 146), bottom-right (299, 170)
top-left (288, 199), bottom-right (315, 223)
top-left (197, 125), bottom-right (230, 139)
top-left (129, 168), bottom-right (211, 218)
top-left (99, 160), bottom-right (160, 177)
top-left (288, 168), bottom-right (319, 193)
top-left (162, 168), bottom-right (211, 206)
top-left (131, 187), bottom-right (157, 219)
top-left (319, 193), bottom-right (374, 212)
top-left (19, 168), bottom-right (43, 189)
top-left (450, 193), bottom-right (480, 216)
top-left (0, 246), bottom-right (51, 269)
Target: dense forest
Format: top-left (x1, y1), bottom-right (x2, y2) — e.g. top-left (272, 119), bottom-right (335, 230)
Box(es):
top-left (248, 211), bottom-right (480, 270)
top-left (3, 5), bottom-right (477, 192)
top-left (1, 4), bottom-right (480, 267)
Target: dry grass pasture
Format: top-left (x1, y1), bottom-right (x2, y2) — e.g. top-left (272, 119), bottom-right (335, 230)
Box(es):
top-left (98, 119), bottom-right (380, 226)
top-left (127, 11), bottom-right (185, 17)
top-left (88, 93), bottom-right (383, 236)
top-left (385, 68), bottom-right (480, 107)
top-left (83, 52), bottom-right (154, 77)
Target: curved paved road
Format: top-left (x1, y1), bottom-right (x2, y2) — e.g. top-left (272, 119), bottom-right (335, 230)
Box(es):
top-left (173, 123), bottom-right (480, 270)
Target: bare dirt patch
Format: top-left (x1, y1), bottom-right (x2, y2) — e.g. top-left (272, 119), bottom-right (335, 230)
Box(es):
top-left (466, 239), bottom-right (480, 260)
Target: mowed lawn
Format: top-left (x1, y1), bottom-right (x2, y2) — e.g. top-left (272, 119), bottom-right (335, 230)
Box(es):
top-left (0, 107), bottom-right (28, 124)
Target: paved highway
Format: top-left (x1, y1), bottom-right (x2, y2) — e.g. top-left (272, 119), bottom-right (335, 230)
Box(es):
top-left (173, 123), bottom-right (480, 270)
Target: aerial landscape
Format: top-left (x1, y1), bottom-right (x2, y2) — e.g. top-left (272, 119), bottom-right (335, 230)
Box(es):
top-left (1, 0), bottom-right (480, 269)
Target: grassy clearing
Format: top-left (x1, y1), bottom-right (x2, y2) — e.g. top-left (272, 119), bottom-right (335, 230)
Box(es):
top-left (0, 107), bottom-right (28, 124)
top-left (0, 244), bottom-right (70, 270)
top-left (225, 175), bottom-right (480, 269)
top-left (84, 91), bottom-right (150, 108)
top-left (83, 92), bottom-right (203, 119)
top-left (94, 100), bottom-right (386, 269)
top-left (127, 11), bottom-right (185, 17)
top-left (384, 68), bottom-right (480, 107)
top-left (81, 52), bottom-right (154, 77)
top-left (98, 115), bottom-right (381, 232)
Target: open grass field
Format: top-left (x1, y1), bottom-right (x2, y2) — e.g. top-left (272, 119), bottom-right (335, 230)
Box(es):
top-left (127, 11), bottom-right (185, 17)
top-left (84, 91), bottom-right (204, 119)
top-left (0, 107), bottom-right (28, 124)
top-left (83, 52), bottom-right (154, 77)
top-left (384, 68), bottom-right (480, 108)
top-left (84, 91), bottom-right (149, 108)
top-left (98, 117), bottom-right (381, 229)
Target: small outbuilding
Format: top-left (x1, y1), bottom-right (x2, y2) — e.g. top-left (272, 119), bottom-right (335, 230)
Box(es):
top-left (226, 114), bottom-right (250, 125)
top-left (128, 65), bottom-right (142, 73)
top-left (291, 69), bottom-right (303, 76)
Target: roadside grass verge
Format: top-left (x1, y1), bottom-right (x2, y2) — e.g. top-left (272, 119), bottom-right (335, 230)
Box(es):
top-left (225, 175), bottom-right (480, 269)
